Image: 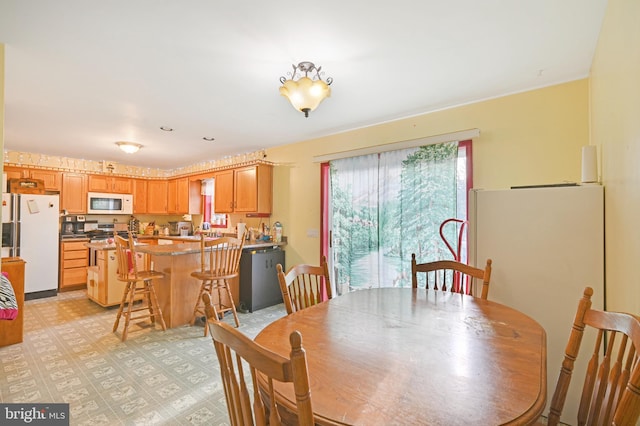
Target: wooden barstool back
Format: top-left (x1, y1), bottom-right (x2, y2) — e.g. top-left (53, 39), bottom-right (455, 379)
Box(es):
top-left (411, 254), bottom-right (492, 300)
top-left (542, 287), bottom-right (640, 426)
top-left (190, 233), bottom-right (245, 335)
top-left (112, 232), bottom-right (166, 341)
top-left (276, 256), bottom-right (332, 315)
top-left (203, 293), bottom-right (315, 426)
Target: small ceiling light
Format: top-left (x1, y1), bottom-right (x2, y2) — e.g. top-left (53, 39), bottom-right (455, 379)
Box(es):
top-left (160, 126), bottom-right (173, 131)
top-left (116, 142), bottom-right (143, 154)
top-left (279, 61), bottom-right (332, 118)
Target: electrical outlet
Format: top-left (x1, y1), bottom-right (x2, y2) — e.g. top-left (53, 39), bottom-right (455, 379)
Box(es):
top-left (307, 229), bottom-right (319, 238)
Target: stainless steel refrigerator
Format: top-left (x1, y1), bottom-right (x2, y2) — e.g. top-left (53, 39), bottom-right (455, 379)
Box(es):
top-left (2, 193), bottom-right (60, 298)
top-left (469, 184), bottom-right (604, 424)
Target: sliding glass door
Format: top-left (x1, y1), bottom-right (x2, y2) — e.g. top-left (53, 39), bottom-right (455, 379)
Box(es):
top-left (323, 141), bottom-right (471, 294)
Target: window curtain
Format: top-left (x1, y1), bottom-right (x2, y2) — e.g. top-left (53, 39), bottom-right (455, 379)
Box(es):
top-left (330, 141), bottom-right (459, 294)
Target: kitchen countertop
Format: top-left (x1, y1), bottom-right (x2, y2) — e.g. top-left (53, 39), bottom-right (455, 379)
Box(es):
top-left (85, 239), bottom-right (286, 253)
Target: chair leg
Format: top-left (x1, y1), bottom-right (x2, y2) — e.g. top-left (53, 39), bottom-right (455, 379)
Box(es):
top-left (112, 281), bottom-right (131, 333)
top-left (144, 281), bottom-right (155, 324)
top-left (121, 280), bottom-right (139, 342)
top-left (191, 279), bottom-right (209, 326)
top-left (147, 280), bottom-right (166, 331)
top-left (223, 279), bottom-right (240, 328)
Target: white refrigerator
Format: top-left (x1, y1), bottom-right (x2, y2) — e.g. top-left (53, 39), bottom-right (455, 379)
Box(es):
top-left (469, 184), bottom-right (604, 424)
top-left (2, 193), bottom-right (60, 297)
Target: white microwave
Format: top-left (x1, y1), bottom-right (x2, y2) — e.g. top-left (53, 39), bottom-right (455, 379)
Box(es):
top-left (87, 192), bottom-right (133, 215)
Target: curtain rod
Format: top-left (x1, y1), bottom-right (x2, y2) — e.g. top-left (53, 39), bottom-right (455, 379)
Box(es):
top-left (312, 128), bottom-right (480, 163)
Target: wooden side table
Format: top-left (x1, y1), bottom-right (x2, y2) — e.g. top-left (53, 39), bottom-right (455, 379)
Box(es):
top-left (1, 257), bottom-right (26, 346)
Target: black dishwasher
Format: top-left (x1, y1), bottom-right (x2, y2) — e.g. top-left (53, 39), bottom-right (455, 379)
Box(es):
top-left (239, 247), bottom-right (285, 312)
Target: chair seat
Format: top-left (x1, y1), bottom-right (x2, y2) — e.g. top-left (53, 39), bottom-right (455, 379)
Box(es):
top-left (121, 270), bottom-right (164, 282)
top-left (190, 271), bottom-right (238, 281)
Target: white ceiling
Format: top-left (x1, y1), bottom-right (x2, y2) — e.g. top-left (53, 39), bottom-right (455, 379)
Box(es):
top-left (0, 1), bottom-right (608, 170)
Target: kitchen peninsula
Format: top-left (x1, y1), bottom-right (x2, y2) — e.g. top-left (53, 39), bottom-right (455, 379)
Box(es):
top-left (86, 238), bottom-right (286, 328)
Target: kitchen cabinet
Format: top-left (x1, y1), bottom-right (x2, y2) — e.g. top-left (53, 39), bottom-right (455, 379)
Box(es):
top-left (214, 164), bottom-right (272, 214)
top-left (3, 166), bottom-right (25, 182)
top-left (87, 249), bottom-right (141, 307)
top-left (214, 169), bottom-right (234, 213)
top-left (132, 179), bottom-right (148, 214)
top-left (0, 257), bottom-right (25, 346)
top-left (167, 177), bottom-right (202, 214)
top-left (146, 180), bottom-right (168, 214)
top-left (167, 177), bottom-right (189, 214)
top-left (59, 240), bottom-right (89, 290)
top-left (88, 175), bottom-right (132, 193)
top-left (3, 166), bottom-right (62, 191)
top-left (61, 173), bottom-right (87, 213)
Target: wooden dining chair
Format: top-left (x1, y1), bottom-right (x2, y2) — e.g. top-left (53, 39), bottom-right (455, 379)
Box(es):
top-left (276, 256), bottom-right (332, 315)
top-left (539, 287), bottom-right (640, 426)
top-left (112, 232), bottom-right (166, 341)
top-left (411, 254), bottom-right (492, 299)
top-left (203, 293), bottom-right (315, 426)
top-left (190, 234), bottom-right (244, 335)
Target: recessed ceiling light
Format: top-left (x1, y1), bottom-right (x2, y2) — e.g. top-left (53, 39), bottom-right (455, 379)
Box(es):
top-left (203, 137), bottom-right (215, 141)
top-left (160, 126), bottom-right (173, 131)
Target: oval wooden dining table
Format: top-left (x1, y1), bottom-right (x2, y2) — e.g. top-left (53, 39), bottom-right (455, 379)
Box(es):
top-left (255, 287), bottom-right (547, 425)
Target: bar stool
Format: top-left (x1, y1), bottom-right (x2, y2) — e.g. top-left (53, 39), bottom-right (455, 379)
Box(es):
top-left (112, 232), bottom-right (167, 341)
top-left (190, 233), bottom-right (245, 335)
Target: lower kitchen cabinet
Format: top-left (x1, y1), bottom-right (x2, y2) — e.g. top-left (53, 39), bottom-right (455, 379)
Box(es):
top-left (239, 247), bottom-right (284, 312)
top-left (59, 240), bottom-right (89, 290)
top-left (87, 249), bottom-right (144, 307)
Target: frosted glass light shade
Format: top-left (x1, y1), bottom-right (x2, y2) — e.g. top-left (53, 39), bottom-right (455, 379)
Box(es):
top-left (280, 76), bottom-right (331, 117)
top-left (116, 142), bottom-right (142, 154)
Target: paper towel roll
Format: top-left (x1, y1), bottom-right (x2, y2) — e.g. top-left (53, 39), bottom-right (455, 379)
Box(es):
top-left (237, 222), bottom-right (246, 239)
top-left (581, 145), bottom-right (598, 183)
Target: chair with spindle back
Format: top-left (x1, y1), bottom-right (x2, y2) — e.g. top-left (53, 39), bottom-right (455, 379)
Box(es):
top-left (411, 254), bottom-right (492, 299)
top-left (203, 292), bottom-right (315, 426)
top-left (537, 287), bottom-right (640, 426)
top-left (190, 234), bottom-right (244, 335)
top-left (276, 256), bottom-right (332, 315)
top-left (112, 232), bottom-right (166, 341)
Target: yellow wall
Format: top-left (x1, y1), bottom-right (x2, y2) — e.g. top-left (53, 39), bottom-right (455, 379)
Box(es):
top-left (590, 0), bottom-right (640, 314)
top-left (267, 79), bottom-right (589, 268)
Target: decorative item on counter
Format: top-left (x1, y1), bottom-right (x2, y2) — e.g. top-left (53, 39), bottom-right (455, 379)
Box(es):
top-left (273, 221), bottom-right (283, 242)
top-left (237, 222), bottom-right (246, 240)
top-left (145, 222), bottom-right (155, 235)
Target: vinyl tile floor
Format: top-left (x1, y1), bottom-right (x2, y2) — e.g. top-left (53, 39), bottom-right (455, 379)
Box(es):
top-left (0, 290), bottom-right (286, 425)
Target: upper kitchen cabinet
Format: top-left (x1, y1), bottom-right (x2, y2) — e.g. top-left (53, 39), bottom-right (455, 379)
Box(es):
top-left (167, 177), bottom-right (202, 215)
top-left (61, 173), bottom-right (87, 213)
top-left (132, 179), bottom-right (148, 214)
top-left (3, 166), bottom-right (62, 192)
top-left (213, 169), bottom-right (234, 213)
top-left (146, 180), bottom-right (168, 214)
top-left (30, 170), bottom-right (62, 191)
top-left (167, 177), bottom-right (188, 214)
top-left (88, 175), bottom-right (132, 193)
top-left (214, 164), bottom-right (272, 214)
top-left (3, 166), bottom-right (25, 182)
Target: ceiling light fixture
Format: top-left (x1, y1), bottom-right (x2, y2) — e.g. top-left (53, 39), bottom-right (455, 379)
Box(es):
top-left (116, 142), bottom-right (143, 154)
top-left (160, 126), bottom-right (173, 131)
top-left (279, 61), bottom-right (332, 118)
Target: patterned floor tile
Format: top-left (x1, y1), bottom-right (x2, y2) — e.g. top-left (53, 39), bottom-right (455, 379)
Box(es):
top-left (0, 289), bottom-right (286, 424)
